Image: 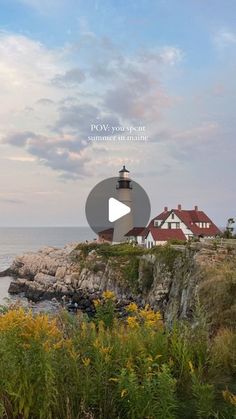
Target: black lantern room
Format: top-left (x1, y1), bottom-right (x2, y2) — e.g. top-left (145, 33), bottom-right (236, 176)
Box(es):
top-left (116, 165), bottom-right (132, 189)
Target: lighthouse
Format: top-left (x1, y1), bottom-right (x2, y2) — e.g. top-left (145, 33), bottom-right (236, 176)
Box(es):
top-left (112, 166), bottom-right (134, 243)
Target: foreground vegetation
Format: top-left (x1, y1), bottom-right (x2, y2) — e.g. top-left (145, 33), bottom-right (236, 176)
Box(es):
top-left (0, 293), bottom-right (235, 419)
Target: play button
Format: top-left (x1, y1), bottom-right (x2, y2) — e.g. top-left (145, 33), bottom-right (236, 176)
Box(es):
top-left (109, 198), bottom-right (131, 222)
top-left (85, 167), bottom-right (151, 243)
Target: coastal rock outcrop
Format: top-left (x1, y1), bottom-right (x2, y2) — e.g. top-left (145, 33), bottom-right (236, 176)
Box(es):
top-left (2, 241), bottom-right (236, 325)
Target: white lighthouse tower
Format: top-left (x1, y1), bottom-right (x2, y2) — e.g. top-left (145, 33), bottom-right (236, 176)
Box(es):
top-left (112, 166), bottom-right (134, 243)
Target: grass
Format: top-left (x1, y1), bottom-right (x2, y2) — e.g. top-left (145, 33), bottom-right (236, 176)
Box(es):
top-left (0, 296), bottom-right (235, 419)
top-left (73, 242), bottom-right (146, 259)
top-left (198, 262), bottom-right (236, 331)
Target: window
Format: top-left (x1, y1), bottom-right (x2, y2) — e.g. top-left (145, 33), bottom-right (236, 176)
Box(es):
top-left (171, 213), bottom-right (174, 220)
top-left (176, 222), bottom-right (180, 229)
top-left (154, 220), bottom-right (159, 227)
top-left (168, 222), bottom-right (172, 229)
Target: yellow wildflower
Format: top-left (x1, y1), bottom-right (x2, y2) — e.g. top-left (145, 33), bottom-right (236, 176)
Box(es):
top-left (0, 308), bottom-right (29, 332)
top-left (121, 389), bottom-right (128, 398)
top-left (53, 339), bottom-right (64, 350)
top-left (43, 341), bottom-right (51, 352)
top-left (82, 357), bottom-right (91, 367)
top-left (90, 321), bottom-right (96, 331)
top-left (93, 337), bottom-right (101, 349)
top-left (100, 346), bottom-right (112, 355)
top-left (0, 308), bottom-right (62, 345)
top-left (63, 339), bottom-right (77, 359)
top-left (126, 316), bottom-right (139, 329)
top-left (64, 338), bottom-right (73, 350)
top-left (126, 302), bottom-right (138, 313)
top-left (81, 322), bottom-right (87, 332)
top-left (139, 307), bottom-right (163, 328)
top-left (68, 348), bottom-right (77, 360)
top-left (189, 361), bottom-right (194, 374)
top-left (102, 290), bottom-right (115, 300)
top-left (104, 354), bottom-right (110, 363)
top-left (93, 299), bottom-right (101, 307)
top-left (223, 390), bottom-right (236, 406)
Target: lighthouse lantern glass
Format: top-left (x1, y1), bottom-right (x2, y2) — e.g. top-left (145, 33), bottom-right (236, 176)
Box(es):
top-left (121, 172), bottom-right (129, 179)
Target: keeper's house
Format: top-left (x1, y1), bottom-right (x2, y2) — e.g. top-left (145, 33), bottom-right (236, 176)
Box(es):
top-left (99, 204), bottom-right (221, 247)
top-left (144, 204), bottom-right (221, 248)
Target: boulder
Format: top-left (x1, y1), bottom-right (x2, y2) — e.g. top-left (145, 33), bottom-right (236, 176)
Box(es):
top-left (8, 278), bottom-right (27, 294)
top-left (34, 273), bottom-right (57, 286)
top-left (55, 266), bottom-right (67, 279)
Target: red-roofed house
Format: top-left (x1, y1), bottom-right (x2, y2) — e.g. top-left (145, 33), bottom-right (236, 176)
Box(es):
top-left (124, 227), bottom-right (146, 245)
top-left (145, 204), bottom-right (221, 248)
top-left (146, 228), bottom-right (186, 247)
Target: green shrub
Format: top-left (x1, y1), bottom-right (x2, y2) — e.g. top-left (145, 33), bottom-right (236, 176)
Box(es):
top-left (94, 291), bottom-right (116, 328)
top-left (168, 239), bottom-right (187, 246)
top-left (191, 375), bottom-right (215, 419)
top-left (0, 304), bottom-right (235, 418)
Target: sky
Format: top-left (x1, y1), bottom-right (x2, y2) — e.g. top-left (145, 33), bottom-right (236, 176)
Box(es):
top-left (0, 0), bottom-right (235, 226)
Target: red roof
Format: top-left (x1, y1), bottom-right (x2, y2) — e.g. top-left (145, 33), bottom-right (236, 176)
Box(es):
top-left (125, 227), bottom-right (145, 237)
top-left (154, 210), bottom-right (170, 221)
top-left (149, 208), bottom-right (221, 237)
top-left (173, 210), bottom-right (220, 236)
top-left (98, 228), bottom-right (114, 235)
top-left (98, 228), bottom-right (114, 242)
top-left (146, 228), bottom-right (186, 241)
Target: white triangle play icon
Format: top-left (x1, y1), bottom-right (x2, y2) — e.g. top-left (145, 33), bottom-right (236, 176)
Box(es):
top-left (108, 197), bottom-right (131, 222)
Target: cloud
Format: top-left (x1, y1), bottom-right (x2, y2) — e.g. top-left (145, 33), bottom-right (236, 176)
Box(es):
top-left (214, 29), bottom-right (236, 47)
top-left (7, 156), bottom-right (36, 162)
top-left (0, 31), bottom-right (60, 86)
top-left (159, 46), bottom-right (184, 65)
top-left (54, 104), bottom-right (121, 138)
top-left (139, 46), bottom-right (184, 66)
top-left (53, 68), bottom-right (86, 87)
top-left (163, 122), bottom-right (221, 161)
top-left (0, 30), bottom-right (185, 178)
top-left (104, 76), bottom-right (171, 122)
top-left (172, 122), bottom-right (219, 142)
top-left (5, 131), bottom-right (36, 147)
top-left (36, 98), bottom-right (55, 105)
top-left (4, 131), bottom-right (89, 178)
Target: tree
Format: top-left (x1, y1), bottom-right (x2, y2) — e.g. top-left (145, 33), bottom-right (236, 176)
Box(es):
top-left (223, 218), bottom-right (235, 238)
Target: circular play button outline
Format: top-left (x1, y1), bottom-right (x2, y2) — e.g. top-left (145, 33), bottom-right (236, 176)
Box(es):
top-left (85, 176), bottom-right (151, 240)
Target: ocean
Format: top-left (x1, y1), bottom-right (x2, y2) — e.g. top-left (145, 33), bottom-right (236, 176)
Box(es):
top-left (0, 227), bottom-right (94, 305)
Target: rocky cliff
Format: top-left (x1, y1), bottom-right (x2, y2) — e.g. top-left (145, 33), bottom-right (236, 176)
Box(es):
top-left (2, 241), bottom-right (236, 327)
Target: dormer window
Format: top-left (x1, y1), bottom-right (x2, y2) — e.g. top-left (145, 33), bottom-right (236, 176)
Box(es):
top-left (154, 220), bottom-right (159, 227)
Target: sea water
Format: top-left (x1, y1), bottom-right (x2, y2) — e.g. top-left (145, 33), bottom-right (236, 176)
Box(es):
top-left (0, 227), bottom-right (94, 306)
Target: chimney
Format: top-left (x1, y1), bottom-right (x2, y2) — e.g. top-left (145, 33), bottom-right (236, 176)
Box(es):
top-left (194, 205), bottom-right (198, 211)
top-left (177, 204), bottom-right (182, 211)
top-left (164, 206), bottom-right (168, 212)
